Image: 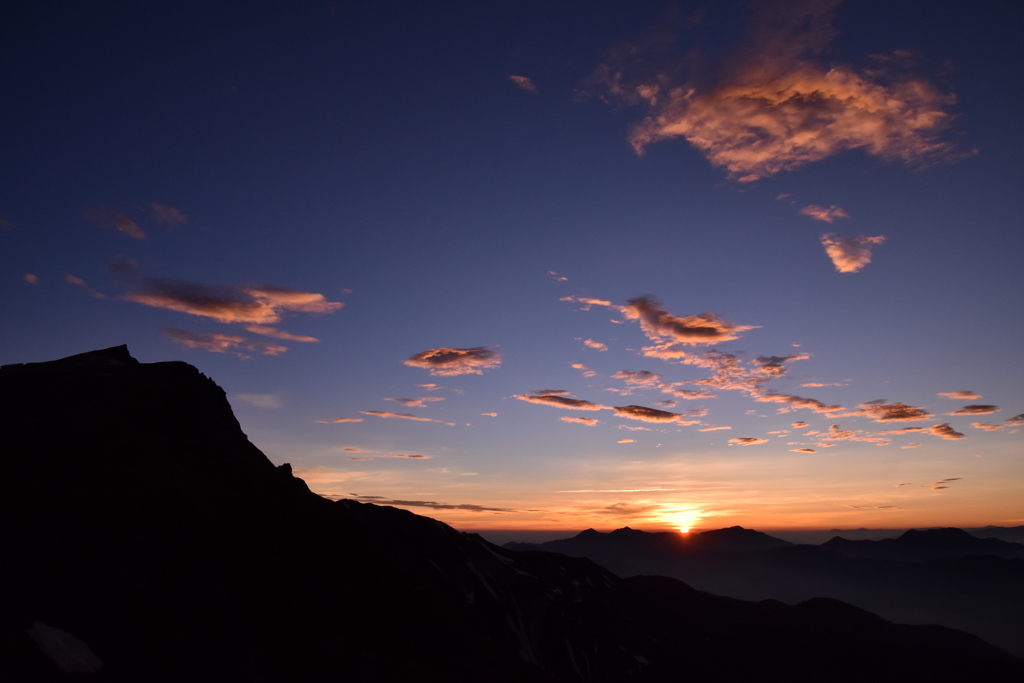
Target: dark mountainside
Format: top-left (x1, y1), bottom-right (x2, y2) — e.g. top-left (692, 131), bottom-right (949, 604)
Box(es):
top-left (507, 527), bottom-right (1024, 659)
top-left (3, 348), bottom-right (1022, 682)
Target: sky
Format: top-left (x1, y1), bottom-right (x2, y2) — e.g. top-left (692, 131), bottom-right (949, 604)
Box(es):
top-left (3, 0), bottom-right (1023, 542)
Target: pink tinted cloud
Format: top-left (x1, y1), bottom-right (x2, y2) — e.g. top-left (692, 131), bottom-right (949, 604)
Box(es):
top-left (403, 347), bottom-right (501, 376)
top-left (243, 325), bottom-right (320, 342)
top-left (971, 422), bottom-right (1004, 432)
top-left (947, 404), bottom-right (999, 416)
top-left (23, 273), bottom-right (39, 284)
top-left (509, 75), bottom-right (537, 92)
top-left (937, 391), bottom-right (982, 400)
top-left (359, 411), bottom-right (450, 424)
top-left (595, 2), bottom-right (958, 182)
top-left (571, 363), bottom-right (598, 377)
top-left (800, 205), bottom-right (850, 223)
top-left (612, 370), bottom-right (662, 387)
top-left (583, 338), bottom-right (609, 351)
top-left (514, 391), bottom-right (610, 411)
top-left (928, 423), bottom-right (965, 440)
top-left (343, 447), bottom-right (362, 452)
top-left (148, 204), bottom-right (188, 225)
top-left (481, 412), bottom-right (497, 417)
top-left (698, 425), bottom-right (731, 432)
top-left (389, 454), bottom-right (432, 459)
top-left (729, 437), bottom-right (769, 446)
top-left (791, 448), bottom-right (816, 453)
top-left (755, 392), bottom-right (842, 414)
top-left (315, 417), bottom-right (364, 423)
top-left (850, 401), bottom-right (932, 422)
top-left (127, 279), bottom-right (343, 324)
top-left (613, 404), bottom-right (688, 423)
top-left (617, 439), bottom-right (635, 444)
top-left (561, 416), bottom-right (599, 426)
top-left (622, 296), bottom-right (757, 346)
top-left (385, 397), bottom-right (445, 408)
top-left (85, 207), bottom-right (146, 239)
top-left (820, 234), bottom-right (886, 273)
top-left (162, 328), bottom-right (287, 358)
top-left (1005, 414), bottom-right (1024, 425)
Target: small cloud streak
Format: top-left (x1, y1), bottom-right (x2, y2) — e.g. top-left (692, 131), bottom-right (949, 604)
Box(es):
top-left (791, 448), bottom-right (816, 453)
top-left (800, 205), bottom-right (849, 223)
top-left (23, 273), bottom-right (39, 284)
top-left (561, 416), bottom-right (599, 426)
top-left (928, 423), bottom-right (965, 440)
top-left (85, 207), bottom-right (146, 239)
top-left (403, 347), bottom-right (501, 376)
top-left (232, 393), bottom-right (282, 409)
top-left (481, 412), bottom-right (497, 417)
top-left (162, 328), bottom-right (287, 358)
top-left (729, 437), bottom-right (769, 446)
top-left (315, 417), bottom-right (364, 423)
top-left (583, 338), bottom-right (609, 351)
top-left (514, 391), bottom-right (610, 411)
top-left (348, 494), bottom-right (513, 513)
top-left (820, 234), bottom-right (885, 273)
top-left (947, 404), bottom-right (999, 416)
top-left (617, 439), bottom-right (635, 443)
top-left (243, 325), bottom-right (320, 342)
top-left (388, 454), bottom-right (432, 459)
top-left (148, 204), bottom-right (188, 225)
top-left (359, 411), bottom-right (450, 424)
top-left (938, 390), bottom-right (982, 400)
top-left (851, 401), bottom-right (932, 422)
top-left (509, 75), bottom-right (537, 92)
top-left (613, 404), bottom-right (687, 423)
top-left (385, 397), bottom-right (445, 408)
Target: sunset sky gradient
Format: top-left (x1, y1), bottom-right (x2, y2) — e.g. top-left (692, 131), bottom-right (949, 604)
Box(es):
top-left (3, 0), bottom-right (1022, 542)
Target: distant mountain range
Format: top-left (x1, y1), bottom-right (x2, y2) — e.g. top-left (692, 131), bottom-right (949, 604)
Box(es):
top-left (3, 346), bottom-right (1022, 681)
top-left (506, 525), bottom-right (1024, 658)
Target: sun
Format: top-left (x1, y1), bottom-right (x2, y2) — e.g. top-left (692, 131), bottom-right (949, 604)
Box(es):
top-left (666, 510), bottom-right (704, 534)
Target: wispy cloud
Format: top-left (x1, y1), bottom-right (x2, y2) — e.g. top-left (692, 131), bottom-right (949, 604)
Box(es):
top-left (729, 437), bottom-right (769, 446)
top-left (755, 392), bottom-right (842, 414)
top-left (613, 404), bottom-right (688, 423)
top-left (403, 347), bottom-right (501, 376)
top-left (347, 494), bottom-right (514, 513)
top-left (571, 363), bottom-right (597, 377)
top-left (127, 278), bottom-right (342, 324)
top-left (583, 338), bottom-right (608, 351)
top-left (315, 417), bottom-right (364, 423)
top-left (820, 234), bottom-right (886, 273)
top-left (388, 453), bottom-right (432, 459)
top-left (85, 207), bottom-right (146, 239)
top-left (232, 393), bottom-right (282, 409)
top-left (790, 448), bottom-right (816, 453)
top-left (612, 370), bottom-right (662, 387)
top-left (514, 390), bottom-right (610, 411)
top-left (385, 397), bottom-right (445, 408)
top-left (848, 401), bottom-right (932, 422)
top-left (162, 328), bottom-right (287, 358)
top-left (800, 205), bottom-right (850, 223)
top-left (561, 416), bottom-right (599, 426)
top-left (23, 273), bottom-right (39, 284)
top-left (148, 204), bottom-right (188, 225)
top-left (243, 325), bottom-right (320, 342)
top-left (594, 0), bottom-right (958, 182)
top-left (509, 75), bottom-right (537, 92)
top-left (359, 410), bottom-right (452, 424)
top-left (937, 390), bottom-right (982, 400)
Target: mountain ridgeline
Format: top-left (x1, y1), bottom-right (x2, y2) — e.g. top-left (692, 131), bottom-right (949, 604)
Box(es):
top-left (2, 347), bottom-right (1022, 682)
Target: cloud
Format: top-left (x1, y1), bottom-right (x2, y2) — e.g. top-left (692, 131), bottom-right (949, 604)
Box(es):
top-left (801, 382), bottom-right (847, 387)
top-left (622, 296), bottom-right (757, 345)
top-left (561, 295), bottom-right (614, 310)
top-left (403, 347), bottom-right (501, 376)
top-left (947, 404), bottom-right (999, 416)
top-left (800, 205), bottom-right (850, 223)
top-left (232, 393), bottom-right (282, 409)
top-left (162, 328), bottom-right (287, 358)
top-left (901, 443), bottom-right (922, 449)
top-left (85, 207), bottom-right (146, 239)
top-left (243, 325), bottom-right (320, 342)
top-left (895, 483), bottom-right (913, 487)
top-left (1005, 414), bottom-right (1024, 425)
top-left (729, 437), bottom-right (769, 446)
top-left (548, 270), bottom-right (569, 281)
top-left (595, 1), bottom-right (958, 182)
top-left (583, 338), bottom-right (608, 351)
top-left (359, 411), bottom-right (450, 424)
top-left (64, 274), bottom-right (86, 287)
top-left (23, 273), bottom-right (39, 284)
top-left (348, 495), bottom-right (513, 513)
top-left (148, 204), bottom-right (188, 225)
top-left (509, 75), bottom-right (537, 92)
top-left (388, 454), bottom-right (432, 459)
top-left (612, 370), bottom-right (662, 387)
top-left (790, 448), bottom-right (816, 453)
top-left (817, 424), bottom-right (891, 444)
top-left (315, 417), bottom-right (364, 423)
top-left (617, 439), bottom-right (636, 444)
top-left (348, 457), bottom-right (373, 461)
top-left (850, 401), bottom-right (932, 422)
top-left (514, 391), bottom-right (610, 411)
top-left (791, 421), bottom-right (808, 428)
top-left (343, 447), bottom-right (363, 452)
top-left (698, 425), bottom-right (731, 431)
top-left (613, 404), bottom-right (687, 423)
top-left (876, 427), bottom-right (925, 435)
top-left (571, 363), bottom-right (597, 377)
top-left (384, 397), bottom-right (445, 408)
top-left (126, 279), bottom-right (343, 324)
top-left (755, 392), bottom-right (842, 414)
top-left (561, 416), bottom-right (599, 426)
top-left (928, 423), bottom-right (965, 440)
top-left (843, 505), bottom-right (900, 510)
top-left (660, 385), bottom-right (718, 400)
top-left (820, 234), bottom-right (886, 273)
top-left (751, 353), bottom-right (810, 379)
top-left (937, 390), bottom-right (982, 400)
top-left (971, 422), bottom-right (1004, 431)
top-left (481, 412), bottom-right (498, 417)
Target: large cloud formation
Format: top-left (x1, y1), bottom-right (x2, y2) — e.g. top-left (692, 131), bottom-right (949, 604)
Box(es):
top-left (403, 347), bottom-right (501, 376)
top-left (594, 0), bottom-right (958, 182)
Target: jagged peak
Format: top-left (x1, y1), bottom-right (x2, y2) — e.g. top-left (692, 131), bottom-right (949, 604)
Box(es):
top-left (2, 344), bottom-right (139, 372)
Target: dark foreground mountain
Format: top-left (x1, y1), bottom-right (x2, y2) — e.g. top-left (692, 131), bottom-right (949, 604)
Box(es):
top-left (508, 526), bottom-right (1024, 658)
top-left (3, 347), bottom-right (1022, 682)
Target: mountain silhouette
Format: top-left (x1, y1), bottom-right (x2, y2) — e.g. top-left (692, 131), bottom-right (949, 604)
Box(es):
top-left (822, 527), bottom-right (1024, 562)
top-left (3, 346), bottom-right (1022, 681)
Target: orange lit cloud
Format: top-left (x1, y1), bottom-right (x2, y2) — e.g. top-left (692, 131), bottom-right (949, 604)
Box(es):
top-left (820, 233), bottom-right (886, 273)
top-left (752, 353), bottom-right (810, 379)
top-left (561, 416), bottom-right (599, 426)
top-left (148, 204), bottom-right (188, 225)
top-left (613, 404), bottom-right (686, 423)
top-left (617, 439), bottom-right (635, 444)
top-left (384, 397), bottom-right (445, 408)
top-left (612, 370), bottom-right (662, 387)
top-left (791, 448), bottom-right (816, 453)
top-left (315, 417), bottom-right (364, 423)
top-left (346, 494), bottom-right (513, 513)
top-left (791, 421), bottom-right (808, 428)
top-left (596, 2), bottom-right (958, 182)
top-left (561, 295), bottom-right (614, 310)
top-left (85, 207), bottom-right (146, 239)
top-left (64, 274), bottom-right (86, 287)
top-left (622, 296), bottom-right (757, 347)
top-left (947, 404), bottom-right (999, 416)
top-left (755, 392), bottom-right (842, 414)
top-left (801, 382), bottom-right (847, 387)
top-left (509, 75), bottom-right (537, 92)
top-left (243, 325), bottom-right (319, 342)
top-left (571, 363), bottom-right (597, 377)
top-left (481, 412), bottom-right (497, 417)
top-left (928, 423), bottom-right (965, 440)
top-left (583, 338), bottom-right (608, 351)
top-left (937, 390), bottom-right (982, 400)
top-left (514, 391), bottom-right (610, 411)
top-left (359, 411), bottom-right (450, 424)
top-left (127, 279), bottom-right (342, 324)
top-left (23, 273), bottom-right (39, 284)
top-left (699, 425), bottom-right (731, 432)
top-left (729, 437), bottom-right (769, 446)
top-left (850, 401), bottom-right (932, 422)
top-left (901, 443), bottom-right (922, 449)
top-left (343, 447), bottom-right (362, 452)
top-left (388, 454), bottom-right (432, 459)
top-left (1006, 414), bottom-right (1024, 426)
top-left (971, 422), bottom-right (1004, 432)
top-left (817, 424), bottom-right (891, 445)
top-left (660, 384), bottom-right (718, 400)
top-left (403, 347), bottom-right (501, 376)
top-left (800, 205), bottom-right (850, 223)
top-left (162, 327), bottom-right (287, 358)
